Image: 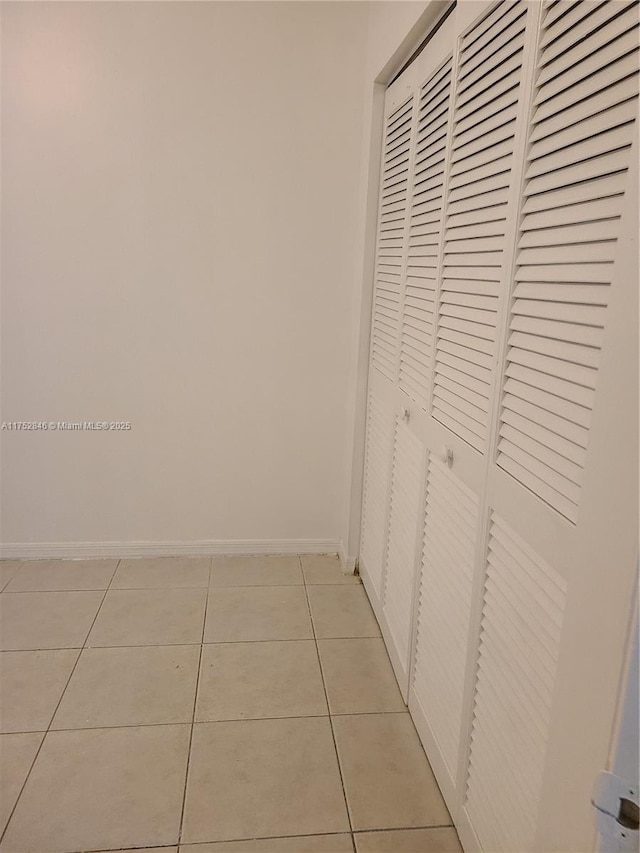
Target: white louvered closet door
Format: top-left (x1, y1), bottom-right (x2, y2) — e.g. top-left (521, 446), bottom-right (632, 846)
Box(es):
top-left (360, 3), bottom-right (638, 851)
top-left (359, 9), bottom-right (459, 696)
top-left (462, 3), bottom-right (640, 852)
top-left (408, 0), bottom-right (539, 809)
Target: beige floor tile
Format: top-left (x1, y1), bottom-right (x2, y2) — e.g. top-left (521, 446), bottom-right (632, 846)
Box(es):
top-left (205, 586), bottom-right (312, 642)
top-left (318, 639), bottom-right (405, 714)
top-left (0, 724), bottom-right (190, 852)
top-left (0, 732), bottom-right (44, 835)
top-left (0, 591), bottom-right (104, 651)
top-left (180, 835), bottom-right (353, 852)
top-left (307, 586), bottom-right (380, 639)
top-left (113, 557), bottom-right (210, 589)
top-left (196, 641), bottom-right (326, 722)
top-left (211, 556), bottom-right (303, 587)
top-left (355, 828), bottom-right (462, 852)
top-left (182, 718), bottom-right (349, 843)
top-left (302, 555), bottom-right (360, 585)
top-left (333, 713), bottom-right (451, 831)
top-left (87, 588), bottom-right (207, 646)
top-left (0, 564), bottom-right (25, 593)
top-left (0, 650), bottom-right (80, 733)
top-left (52, 645), bottom-right (200, 729)
top-left (5, 559), bottom-right (117, 592)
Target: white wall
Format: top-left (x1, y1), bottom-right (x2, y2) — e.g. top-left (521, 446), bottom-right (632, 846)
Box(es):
top-left (0, 1), bottom-right (369, 555)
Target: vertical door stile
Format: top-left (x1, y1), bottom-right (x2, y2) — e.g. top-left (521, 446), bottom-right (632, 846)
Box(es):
top-left (359, 387), bottom-right (395, 607)
top-left (406, 441), bottom-right (430, 697)
top-left (381, 411), bottom-right (425, 692)
top-left (403, 435), bottom-right (430, 701)
top-left (454, 0), bottom-right (545, 827)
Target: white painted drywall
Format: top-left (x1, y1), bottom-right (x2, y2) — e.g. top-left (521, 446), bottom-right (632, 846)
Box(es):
top-left (0, 1), bottom-right (369, 553)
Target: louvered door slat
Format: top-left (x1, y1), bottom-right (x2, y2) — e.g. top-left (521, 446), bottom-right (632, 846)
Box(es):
top-left (510, 317), bottom-right (603, 350)
top-left (438, 326), bottom-right (494, 355)
top-left (508, 348), bottom-right (597, 393)
top-left (501, 408), bottom-right (585, 469)
top-left (465, 514), bottom-right (567, 853)
top-left (462, 1), bottom-right (526, 64)
top-left (471, 661), bottom-right (547, 783)
top-left (461, 24), bottom-right (526, 91)
top-left (498, 0), bottom-right (639, 523)
top-left (503, 392), bottom-right (587, 446)
top-left (400, 56), bottom-right (453, 409)
top-left (534, 95), bottom-right (637, 163)
top-left (458, 53), bottom-right (524, 112)
top-left (359, 390), bottom-right (394, 598)
top-left (455, 90), bottom-right (519, 142)
top-left (534, 46), bottom-right (639, 123)
top-left (428, 463), bottom-right (478, 530)
top-left (453, 122), bottom-right (516, 167)
top-left (412, 456), bottom-right (479, 777)
top-left (505, 360), bottom-right (595, 407)
top-left (487, 554), bottom-right (564, 647)
top-left (541, 0), bottom-right (606, 45)
top-left (499, 424), bottom-right (583, 486)
top-left (504, 378), bottom-right (591, 427)
top-left (528, 130), bottom-right (635, 184)
top-left (477, 635), bottom-right (553, 745)
top-left (382, 419), bottom-right (424, 673)
top-left (371, 97), bottom-right (414, 380)
top-left (431, 1), bottom-right (529, 453)
top-left (539, 25), bottom-right (638, 100)
top-left (536, 83), bottom-right (639, 151)
top-left (518, 218), bottom-right (620, 247)
top-left (539, 1), bottom-right (637, 69)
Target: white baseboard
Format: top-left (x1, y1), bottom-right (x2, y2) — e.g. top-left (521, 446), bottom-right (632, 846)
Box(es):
top-left (0, 539), bottom-right (341, 561)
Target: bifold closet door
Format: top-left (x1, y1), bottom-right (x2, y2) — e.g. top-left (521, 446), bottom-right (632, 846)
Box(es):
top-left (460, 4), bottom-right (640, 851)
top-left (358, 9), bottom-right (458, 697)
top-left (360, 2), bottom-right (638, 851)
top-left (407, 0), bottom-right (536, 809)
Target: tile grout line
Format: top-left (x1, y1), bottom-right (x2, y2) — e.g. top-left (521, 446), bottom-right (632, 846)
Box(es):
top-left (0, 580), bottom-right (358, 595)
top-left (60, 824), bottom-right (458, 853)
top-left (0, 632), bottom-right (381, 653)
top-left (0, 558), bottom-right (123, 847)
top-left (299, 556), bottom-right (357, 853)
top-left (4, 708), bottom-right (413, 735)
top-left (3, 709), bottom-right (411, 738)
top-left (177, 556), bottom-right (213, 845)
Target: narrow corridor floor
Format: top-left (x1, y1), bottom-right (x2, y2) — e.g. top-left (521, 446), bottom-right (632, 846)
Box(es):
top-left (0, 555), bottom-right (462, 853)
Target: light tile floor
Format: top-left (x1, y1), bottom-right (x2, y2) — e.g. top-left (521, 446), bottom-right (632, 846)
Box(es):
top-left (0, 555), bottom-right (462, 853)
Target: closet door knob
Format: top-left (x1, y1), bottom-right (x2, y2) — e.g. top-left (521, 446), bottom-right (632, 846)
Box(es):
top-left (441, 445), bottom-right (453, 466)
